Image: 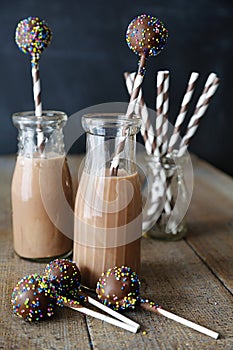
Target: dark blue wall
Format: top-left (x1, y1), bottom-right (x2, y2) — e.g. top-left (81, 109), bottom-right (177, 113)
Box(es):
top-left (0, 0), bottom-right (232, 175)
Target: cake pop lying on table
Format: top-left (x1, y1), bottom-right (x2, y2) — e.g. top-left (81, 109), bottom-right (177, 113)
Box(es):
top-left (11, 274), bottom-right (56, 321)
top-left (11, 261), bottom-right (139, 333)
top-left (96, 266), bottom-right (140, 310)
top-left (96, 266), bottom-right (219, 339)
top-left (44, 259), bottom-right (140, 331)
top-left (44, 258), bottom-right (82, 297)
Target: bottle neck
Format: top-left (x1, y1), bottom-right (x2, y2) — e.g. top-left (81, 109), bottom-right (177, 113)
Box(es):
top-left (85, 132), bottom-right (137, 176)
top-left (82, 114), bottom-right (141, 176)
top-left (12, 110), bottom-right (67, 158)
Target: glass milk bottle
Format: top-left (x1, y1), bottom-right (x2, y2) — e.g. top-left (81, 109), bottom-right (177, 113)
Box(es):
top-left (11, 111), bottom-right (73, 261)
top-left (74, 114), bottom-right (142, 289)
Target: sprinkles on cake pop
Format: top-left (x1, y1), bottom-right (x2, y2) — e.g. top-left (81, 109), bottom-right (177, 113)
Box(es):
top-left (126, 14), bottom-right (168, 58)
top-left (44, 259), bottom-right (81, 298)
top-left (11, 274), bottom-right (56, 322)
top-left (15, 16), bottom-right (52, 67)
top-left (140, 297), bottom-right (161, 310)
top-left (55, 294), bottom-right (86, 308)
top-left (96, 266), bottom-right (140, 310)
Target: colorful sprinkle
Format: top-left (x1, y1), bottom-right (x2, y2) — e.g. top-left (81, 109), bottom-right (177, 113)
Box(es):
top-left (15, 16), bottom-right (52, 67)
top-left (11, 274), bottom-right (56, 322)
top-left (44, 259), bottom-right (81, 299)
top-left (96, 266), bottom-right (140, 311)
top-left (126, 14), bottom-right (168, 57)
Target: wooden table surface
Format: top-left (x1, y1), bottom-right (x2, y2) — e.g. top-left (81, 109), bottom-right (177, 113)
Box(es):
top-left (0, 154), bottom-right (233, 350)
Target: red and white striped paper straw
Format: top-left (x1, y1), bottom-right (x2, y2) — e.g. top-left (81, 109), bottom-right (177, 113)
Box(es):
top-left (125, 73), bottom-right (144, 119)
top-left (32, 65), bottom-right (42, 116)
top-left (124, 72), bottom-right (154, 155)
top-left (161, 71), bottom-right (170, 155)
top-left (167, 72), bottom-right (199, 153)
top-left (154, 71), bottom-right (165, 157)
top-left (178, 74), bottom-right (220, 157)
top-left (32, 64), bottom-right (44, 149)
top-left (110, 57), bottom-right (147, 174)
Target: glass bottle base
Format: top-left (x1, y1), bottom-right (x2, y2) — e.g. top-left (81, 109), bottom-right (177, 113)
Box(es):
top-left (14, 249), bottom-right (73, 263)
top-left (144, 224), bottom-right (187, 241)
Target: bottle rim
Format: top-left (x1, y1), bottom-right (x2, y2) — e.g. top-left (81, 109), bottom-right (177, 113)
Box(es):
top-left (12, 110), bottom-right (67, 121)
top-left (82, 113), bottom-right (141, 136)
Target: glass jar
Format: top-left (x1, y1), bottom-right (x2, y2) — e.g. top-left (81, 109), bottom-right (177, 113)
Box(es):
top-left (11, 111), bottom-right (74, 261)
top-left (142, 151), bottom-right (193, 241)
top-left (73, 113), bottom-right (142, 289)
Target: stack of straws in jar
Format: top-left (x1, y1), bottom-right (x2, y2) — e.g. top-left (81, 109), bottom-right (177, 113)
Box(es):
top-left (124, 71), bottom-right (220, 233)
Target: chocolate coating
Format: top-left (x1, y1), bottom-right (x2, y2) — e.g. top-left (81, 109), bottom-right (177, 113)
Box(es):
top-left (126, 14), bottom-right (168, 57)
top-left (15, 16), bottom-right (52, 66)
top-left (96, 266), bottom-right (140, 310)
top-left (11, 274), bottom-right (56, 322)
top-left (44, 259), bottom-right (81, 297)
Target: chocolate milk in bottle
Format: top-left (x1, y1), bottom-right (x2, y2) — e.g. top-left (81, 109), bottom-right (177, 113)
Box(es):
top-left (74, 114), bottom-right (142, 289)
top-left (11, 111), bottom-right (73, 261)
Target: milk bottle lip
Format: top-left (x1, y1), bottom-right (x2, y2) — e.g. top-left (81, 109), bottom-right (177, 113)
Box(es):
top-left (82, 113), bottom-right (141, 136)
top-left (12, 110), bottom-right (67, 127)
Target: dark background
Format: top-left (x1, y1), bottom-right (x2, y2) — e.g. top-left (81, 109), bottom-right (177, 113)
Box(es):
top-left (0, 0), bottom-right (232, 176)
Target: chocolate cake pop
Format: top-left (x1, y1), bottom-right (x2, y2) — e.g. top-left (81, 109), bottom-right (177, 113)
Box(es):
top-left (110, 14), bottom-right (168, 173)
top-left (96, 266), bottom-right (219, 339)
top-left (15, 16), bottom-right (52, 67)
top-left (15, 16), bottom-right (52, 150)
top-left (11, 262), bottom-right (139, 331)
top-left (44, 259), bottom-right (81, 297)
top-left (11, 274), bottom-right (56, 322)
top-left (126, 14), bottom-right (168, 59)
top-left (44, 259), bottom-right (140, 330)
top-left (96, 266), bottom-right (140, 310)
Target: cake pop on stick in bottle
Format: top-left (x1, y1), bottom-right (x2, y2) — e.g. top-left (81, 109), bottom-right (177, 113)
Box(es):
top-left (111, 14), bottom-right (168, 174)
top-left (126, 14), bottom-right (168, 118)
top-left (15, 16), bottom-right (52, 151)
top-left (96, 266), bottom-right (219, 339)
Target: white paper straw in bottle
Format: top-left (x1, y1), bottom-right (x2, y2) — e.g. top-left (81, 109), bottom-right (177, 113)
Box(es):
top-left (161, 71), bottom-right (170, 155)
top-left (178, 74), bottom-right (219, 157)
top-left (167, 72), bottom-right (199, 153)
top-left (124, 72), bottom-right (154, 155)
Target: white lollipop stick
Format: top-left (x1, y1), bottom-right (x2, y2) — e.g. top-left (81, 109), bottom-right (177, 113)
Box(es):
top-left (87, 295), bottom-right (140, 330)
top-left (64, 302), bottom-right (138, 333)
top-left (140, 301), bottom-right (219, 339)
top-left (157, 308), bottom-right (219, 339)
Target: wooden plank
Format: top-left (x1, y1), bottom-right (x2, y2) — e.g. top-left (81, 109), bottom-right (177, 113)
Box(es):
top-left (0, 156), bottom-right (92, 350)
top-left (0, 244), bottom-right (92, 350)
top-left (186, 155), bottom-right (233, 294)
top-left (0, 155), bottom-right (233, 349)
top-left (87, 237), bottom-right (233, 349)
